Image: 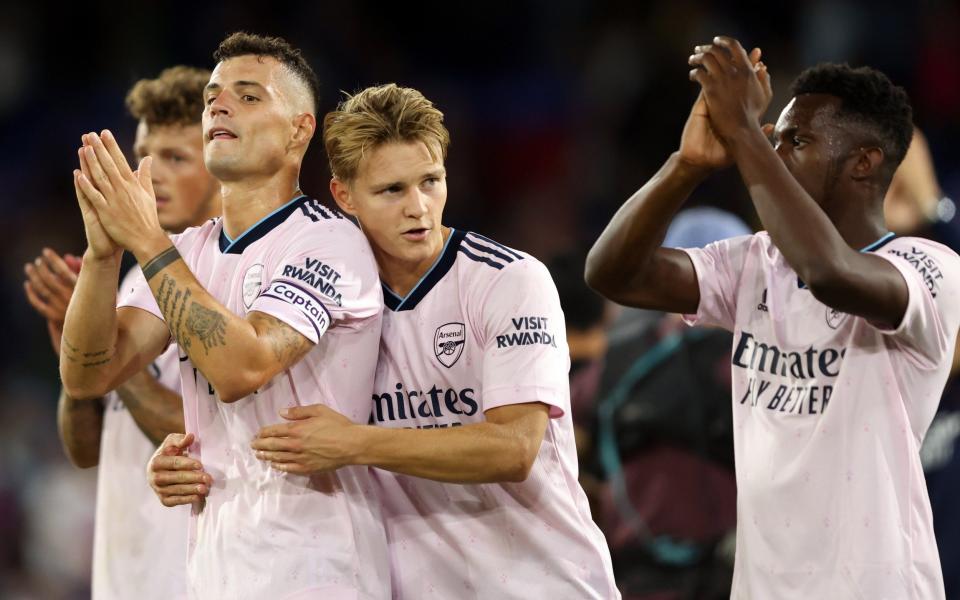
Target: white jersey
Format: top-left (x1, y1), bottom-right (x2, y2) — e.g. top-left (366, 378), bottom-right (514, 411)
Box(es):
top-left (93, 266), bottom-right (188, 600)
top-left (371, 229), bottom-right (619, 599)
top-left (119, 196), bottom-right (389, 600)
top-left (682, 232), bottom-right (960, 599)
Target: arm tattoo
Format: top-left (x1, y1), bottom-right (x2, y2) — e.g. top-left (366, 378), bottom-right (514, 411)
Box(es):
top-left (62, 336), bottom-right (114, 368)
top-left (269, 319), bottom-right (309, 365)
top-left (155, 274), bottom-right (227, 354)
top-left (141, 245), bottom-right (182, 281)
top-left (186, 303), bottom-right (227, 353)
top-left (249, 312), bottom-right (311, 367)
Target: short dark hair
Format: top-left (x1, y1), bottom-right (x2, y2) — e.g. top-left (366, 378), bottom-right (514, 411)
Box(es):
top-left (790, 63), bottom-right (913, 172)
top-left (213, 32), bottom-right (320, 114)
top-left (125, 66), bottom-right (210, 127)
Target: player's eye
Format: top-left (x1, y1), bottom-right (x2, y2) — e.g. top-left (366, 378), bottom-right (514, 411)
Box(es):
top-left (792, 136), bottom-right (805, 148)
top-left (423, 177), bottom-right (439, 187)
top-left (242, 95), bottom-right (259, 102)
top-left (170, 154), bottom-right (186, 164)
top-left (205, 95), bottom-right (217, 105)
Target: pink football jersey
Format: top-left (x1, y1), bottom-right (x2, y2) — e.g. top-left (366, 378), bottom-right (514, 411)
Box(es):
top-left (94, 266), bottom-right (187, 600)
top-left (370, 229), bottom-right (619, 599)
top-left (119, 196), bottom-right (389, 600)
top-left (681, 232), bottom-right (960, 599)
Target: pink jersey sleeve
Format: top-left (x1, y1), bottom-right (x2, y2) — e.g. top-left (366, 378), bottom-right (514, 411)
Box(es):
top-left (249, 224), bottom-right (381, 344)
top-left (680, 234), bottom-right (754, 330)
top-left (480, 259), bottom-right (569, 418)
top-left (116, 228), bottom-right (197, 322)
top-left (116, 261), bottom-right (162, 320)
top-left (872, 238), bottom-right (960, 367)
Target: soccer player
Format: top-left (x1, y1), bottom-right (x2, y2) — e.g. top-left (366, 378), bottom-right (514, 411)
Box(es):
top-left (61, 33), bottom-right (388, 599)
top-left (23, 65), bottom-right (218, 600)
top-left (251, 84), bottom-right (620, 598)
top-left (585, 36), bottom-right (960, 599)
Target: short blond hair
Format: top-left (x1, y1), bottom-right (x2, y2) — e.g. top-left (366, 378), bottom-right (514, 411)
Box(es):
top-left (323, 84), bottom-right (450, 181)
top-left (125, 66), bottom-right (210, 127)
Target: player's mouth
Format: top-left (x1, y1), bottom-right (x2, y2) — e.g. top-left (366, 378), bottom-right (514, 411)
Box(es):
top-left (155, 194), bottom-right (170, 207)
top-left (207, 126), bottom-right (238, 141)
top-left (401, 227), bottom-right (430, 242)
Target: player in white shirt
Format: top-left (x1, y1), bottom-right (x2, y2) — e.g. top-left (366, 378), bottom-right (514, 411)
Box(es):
top-left (60, 33), bottom-right (389, 599)
top-left (586, 37), bottom-right (960, 599)
top-left (250, 84), bottom-right (619, 598)
top-left (22, 66), bottom-right (219, 600)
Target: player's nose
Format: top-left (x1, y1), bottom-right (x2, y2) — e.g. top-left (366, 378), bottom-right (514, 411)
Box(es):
top-left (403, 189), bottom-right (429, 218)
top-left (207, 93), bottom-right (233, 117)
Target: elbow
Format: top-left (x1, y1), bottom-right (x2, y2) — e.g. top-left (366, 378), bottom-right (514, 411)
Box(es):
top-left (67, 450), bottom-right (99, 469)
top-left (213, 370), bottom-right (268, 404)
top-left (584, 249), bottom-right (616, 298)
top-left (60, 439), bottom-right (99, 469)
top-left (503, 439), bottom-right (540, 483)
top-left (61, 376), bottom-right (109, 402)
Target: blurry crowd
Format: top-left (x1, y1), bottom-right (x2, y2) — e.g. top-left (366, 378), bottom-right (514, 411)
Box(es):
top-left (2, 1), bottom-right (960, 598)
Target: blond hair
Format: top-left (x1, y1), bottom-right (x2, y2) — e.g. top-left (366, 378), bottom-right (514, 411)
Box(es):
top-left (125, 66), bottom-right (210, 127)
top-left (323, 84), bottom-right (450, 181)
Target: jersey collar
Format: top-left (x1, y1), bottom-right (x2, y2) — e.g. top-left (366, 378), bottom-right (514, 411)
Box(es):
top-left (218, 194), bottom-right (309, 254)
top-left (383, 228), bottom-right (466, 312)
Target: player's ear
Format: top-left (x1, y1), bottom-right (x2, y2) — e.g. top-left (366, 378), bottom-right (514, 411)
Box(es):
top-left (290, 113), bottom-right (316, 149)
top-left (329, 177), bottom-right (358, 216)
top-left (850, 146), bottom-right (884, 181)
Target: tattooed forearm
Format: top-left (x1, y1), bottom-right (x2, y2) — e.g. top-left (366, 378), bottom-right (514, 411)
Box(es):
top-left (61, 336), bottom-right (115, 368)
top-left (173, 289), bottom-right (192, 345)
top-left (186, 303), bottom-right (227, 352)
top-left (153, 274), bottom-right (227, 354)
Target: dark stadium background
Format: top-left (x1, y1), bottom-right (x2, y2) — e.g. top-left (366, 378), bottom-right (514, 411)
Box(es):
top-left (1, 1), bottom-right (959, 597)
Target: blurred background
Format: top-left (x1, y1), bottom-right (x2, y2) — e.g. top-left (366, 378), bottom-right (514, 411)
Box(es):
top-left (2, 1), bottom-right (959, 598)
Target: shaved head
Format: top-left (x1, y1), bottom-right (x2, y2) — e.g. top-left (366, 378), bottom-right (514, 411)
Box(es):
top-left (213, 32), bottom-right (320, 114)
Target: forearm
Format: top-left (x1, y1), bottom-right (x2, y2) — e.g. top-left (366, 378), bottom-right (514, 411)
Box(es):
top-left (352, 422), bottom-right (537, 484)
top-left (586, 153), bottom-right (708, 294)
top-left (115, 369), bottom-right (184, 446)
top-left (60, 251), bottom-right (123, 399)
top-left (729, 126), bottom-right (852, 284)
top-left (135, 240), bottom-right (284, 402)
top-left (56, 387), bottom-right (104, 468)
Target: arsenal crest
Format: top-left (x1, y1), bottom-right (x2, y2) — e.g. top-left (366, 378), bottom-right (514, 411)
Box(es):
top-left (242, 263), bottom-right (265, 309)
top-left (825, 306), bottom-right (846, 330)
top-left (434, 322), bottom-right (466, 368)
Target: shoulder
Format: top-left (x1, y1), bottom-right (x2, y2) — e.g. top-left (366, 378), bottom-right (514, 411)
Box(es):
top-left (881, 236), bottom-right (960, 264)
top-left (284, 199), bottom-right (366, 244)
top-left (879, 236), bottom-right (960, 299)
top-left (453, 231), bottom-right (539, 277)
top-left (173, 218), bottom-right (220, 244)
top-left (457, 230), bottom-right (556, 304)
top-left (287, 197), bottom-right (351, 228)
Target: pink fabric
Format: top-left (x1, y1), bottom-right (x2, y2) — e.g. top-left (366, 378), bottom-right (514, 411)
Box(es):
top-left (371, 230), bottom-right (619, 599)
top-left (682, 233), bottom-right (960, 599)
top-left (119, 200), bottom-right (389, 600)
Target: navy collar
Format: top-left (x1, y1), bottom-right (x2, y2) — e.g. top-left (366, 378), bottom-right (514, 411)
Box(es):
top-left (797, 231), bottom-right (896, 289)
top-left (218, 194), bottom-right (309, 254)
top-left (382, 229), bottom-right (465, 312)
